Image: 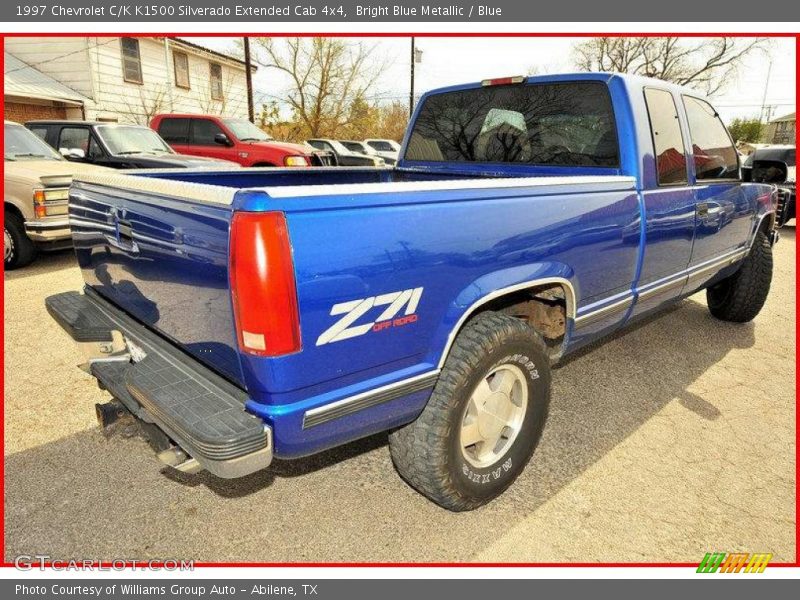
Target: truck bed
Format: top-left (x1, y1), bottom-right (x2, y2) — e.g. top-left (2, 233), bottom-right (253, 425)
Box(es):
top-left (70, 168), bottom-right (638, 393)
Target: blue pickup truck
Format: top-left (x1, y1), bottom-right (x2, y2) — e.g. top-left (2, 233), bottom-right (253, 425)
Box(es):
top-left (47, 73), bottom-right (778, 511)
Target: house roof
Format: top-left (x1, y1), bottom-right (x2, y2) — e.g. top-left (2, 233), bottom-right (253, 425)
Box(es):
top-left (4, 52), bottom-right (89, 107)
top-left (170, 38), bottom-right (257, 72)
top-left (770, 112), bottom-right (795, 123)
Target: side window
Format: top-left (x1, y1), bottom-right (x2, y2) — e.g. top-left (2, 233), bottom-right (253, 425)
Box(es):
top-left (190, 119), bottom-right (224, 146)
top-left (87, 136), bottom-right (103, 159)
top-left (643, 88), bottom-right (688, 185)
top-left (120, 38), bottom-right (143, 84)
top-left (58, 127), bottom-right (104, 159)
top-left (158, 118), bottom-right (190, 144)
top-left (173, 51), bottom-right (190, 89)
top-left (209, 63), bottom-right (224, 100)
top-left (28, 126), bottom-right (48, 142)
top-left (682, 96), bottom-right (740, 181)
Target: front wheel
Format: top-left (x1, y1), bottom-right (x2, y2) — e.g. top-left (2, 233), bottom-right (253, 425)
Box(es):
top-left (4, 210), bottom-right (37, 270)
top-left (389, 312), bottom-right (551, 511)
top-left (707, 230), bottom-right (773, 323)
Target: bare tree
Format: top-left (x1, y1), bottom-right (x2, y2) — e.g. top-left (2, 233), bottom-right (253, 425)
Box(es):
top-left (123, 84), bottom-right (167, 125)
top-left (252, 37), bottom-right (384, 138)
top-left (572, 37), bottom-right (770, 95)
top-left (196, 67), bottom-right (242, 115)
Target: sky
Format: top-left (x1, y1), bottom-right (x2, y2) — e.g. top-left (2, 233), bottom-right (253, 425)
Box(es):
top-left (187, 36), bottom-right (796, 124)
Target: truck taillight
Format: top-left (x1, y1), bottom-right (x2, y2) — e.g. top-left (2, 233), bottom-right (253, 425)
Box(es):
top-left (229, 212), bottom-right (301, 357)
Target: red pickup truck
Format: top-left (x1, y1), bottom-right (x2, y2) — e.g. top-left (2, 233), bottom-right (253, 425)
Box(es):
top-left (150, 114), bottom-right (333, 168)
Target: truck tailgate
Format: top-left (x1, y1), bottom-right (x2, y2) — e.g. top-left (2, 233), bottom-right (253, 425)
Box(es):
top-left (68, 180), bottom-right (244, 386)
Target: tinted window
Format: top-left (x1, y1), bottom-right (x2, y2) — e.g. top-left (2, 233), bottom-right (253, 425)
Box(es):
top-left (158, 118), bottom-right (190, 144)
top-left (190, 119), bottom-right (224, 145)
top-left (644, 88), bottom-right (688, 185)
top-left (405, 82), bottom-right (619, 167)
top-left (368, 141), bottom-right (395, 152)
top-left (58, 127), bottom-right (103, 159)
top-left (683, 96), bottom-right (739, 181)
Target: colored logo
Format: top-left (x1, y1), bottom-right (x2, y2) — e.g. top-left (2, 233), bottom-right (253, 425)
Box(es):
top-left (316, 287), bottom-right (423, 346)
top-left (697, 552), bottom-right (772, 573)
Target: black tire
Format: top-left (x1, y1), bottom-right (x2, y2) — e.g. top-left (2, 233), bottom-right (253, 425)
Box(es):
top-left (4, 209), bottom-right (37, 270)
top-left (389, 311), bottom-right (551, 511)
top-left (707, 230), bottom-right (772, 323)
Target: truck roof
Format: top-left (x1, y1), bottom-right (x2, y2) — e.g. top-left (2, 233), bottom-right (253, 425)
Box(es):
top-left (25, 120), bottom-right (147, 126)
top-left (421, 71), bottom-right (705, 100)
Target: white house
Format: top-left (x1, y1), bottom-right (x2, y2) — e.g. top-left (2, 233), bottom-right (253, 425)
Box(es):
top-left (4, 37), bottom-right (254, 125)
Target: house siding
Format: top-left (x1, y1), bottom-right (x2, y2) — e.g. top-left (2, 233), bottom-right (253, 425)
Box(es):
top-left (5, 37), bottom-right (250, 125)
top-left (4, 38), bottom-right (94, 99)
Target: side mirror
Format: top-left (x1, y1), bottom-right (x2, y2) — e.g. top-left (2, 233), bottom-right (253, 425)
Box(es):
top-left (59, 147), bottom-right (86, 160)
top-left (214, 133), bottom-right (232, 146)
top-left (752, 159), bottom-right (788, 185)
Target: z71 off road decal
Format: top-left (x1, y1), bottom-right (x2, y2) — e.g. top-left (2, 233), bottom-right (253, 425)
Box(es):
top-left (316, 287), bottom-right (423, 346)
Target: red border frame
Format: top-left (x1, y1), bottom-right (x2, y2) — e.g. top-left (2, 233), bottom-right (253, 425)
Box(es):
top-left (1, 31), bottom-right (797, 570)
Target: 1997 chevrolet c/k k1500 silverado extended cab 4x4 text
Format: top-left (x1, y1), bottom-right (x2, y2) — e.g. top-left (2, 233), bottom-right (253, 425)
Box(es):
top-left (48, 73), bottom-right (779, 511)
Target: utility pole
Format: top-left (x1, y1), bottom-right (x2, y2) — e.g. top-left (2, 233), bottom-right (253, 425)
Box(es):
top-left (409, 37), bottom-right (415, 119)
top-left (244, 37), bottom-right (255, 123)
top-left (759, 59), bottom-right (772, 124)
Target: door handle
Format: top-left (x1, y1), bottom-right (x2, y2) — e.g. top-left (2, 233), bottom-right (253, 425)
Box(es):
top-left (696, 202), bottom-right (709, 217)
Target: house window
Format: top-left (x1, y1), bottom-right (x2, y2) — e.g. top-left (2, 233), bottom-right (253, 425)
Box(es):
top-left (173, 51), bottom-right (190, 89)
top-left (120, 38), bottom-right (143, 84)
top-left (210, 63), bottom-right (223, 101)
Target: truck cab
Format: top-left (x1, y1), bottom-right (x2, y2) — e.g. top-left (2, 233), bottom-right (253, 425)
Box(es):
top-left (150, 114), bottom-right (334, 168)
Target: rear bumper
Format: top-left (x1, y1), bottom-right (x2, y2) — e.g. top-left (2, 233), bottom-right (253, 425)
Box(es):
top-left (25, 217), bottom-right (72, 242)
top-left (45, 288), bottom-right (272, 478)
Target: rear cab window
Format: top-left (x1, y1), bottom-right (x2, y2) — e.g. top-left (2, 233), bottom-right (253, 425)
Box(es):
top-left (405, 81), bottom-right (619, 168)
top-left (643, 88), bottom-right (688, 186)
top-left (682, 96), bottom-right (740, 181)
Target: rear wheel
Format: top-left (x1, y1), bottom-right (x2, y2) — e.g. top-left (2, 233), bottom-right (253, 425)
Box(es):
top-left (4, 209), bottom-right (37, 270)
top-left (389, 311), bottom-right (551, 511)
top-left (707, 230), bottom-right (772, 322)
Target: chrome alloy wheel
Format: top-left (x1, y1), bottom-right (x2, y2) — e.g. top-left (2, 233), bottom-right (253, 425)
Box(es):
top-left (460, 363), bottom-right (528, 468)
top-left (4, 227), bottom-right (14, 263)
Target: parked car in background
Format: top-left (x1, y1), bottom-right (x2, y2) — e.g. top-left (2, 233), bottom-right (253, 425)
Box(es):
top-left (743, 145), bottom-right (796, 226)
top-left (340, 140), bottom-right (397, 165)
top-left (151, 114), bottom-right (334, 168)
top-left (26, 121), bottom-right (238, 170)
top-left (307, 139), bottom-right (386, 167)
top-left (364, 138), bottom-right (401, 162)
top-left (3, 121), bottom-right (112, 269)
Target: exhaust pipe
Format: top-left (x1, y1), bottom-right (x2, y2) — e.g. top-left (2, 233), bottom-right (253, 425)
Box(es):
top-left (157, 446), bottom-right (203, 474)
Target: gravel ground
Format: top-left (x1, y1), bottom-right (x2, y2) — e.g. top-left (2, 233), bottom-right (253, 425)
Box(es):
top-left (4, 229), bottom-right (796, 563)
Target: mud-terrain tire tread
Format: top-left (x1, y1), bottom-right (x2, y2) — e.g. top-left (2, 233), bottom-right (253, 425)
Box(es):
top-left (707, 230), bottom-right (772, 323)
top-left (389, 311), bottom-right (550, 511)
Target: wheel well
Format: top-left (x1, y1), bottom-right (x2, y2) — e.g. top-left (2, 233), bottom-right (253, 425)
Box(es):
top-left (465, 282), bottom-right (571, 360)
top-left (4, 202), bottom-right (24, 221)
top-left (757, 212), bottom-right (776, 234)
